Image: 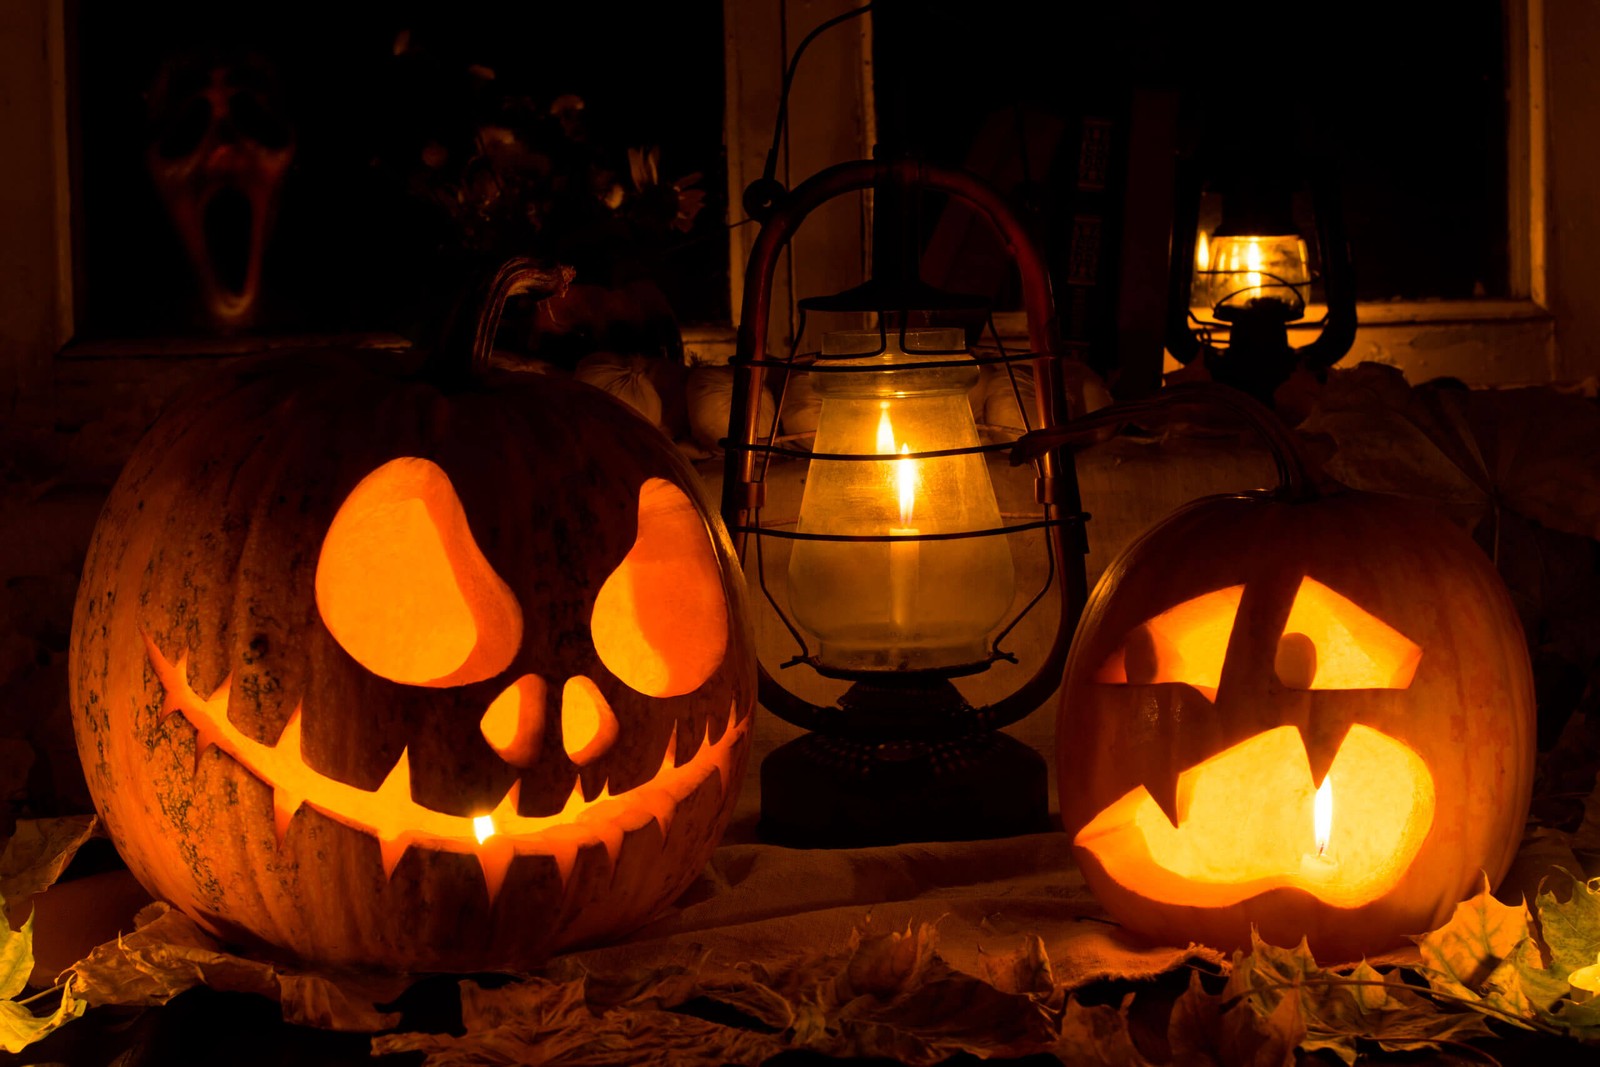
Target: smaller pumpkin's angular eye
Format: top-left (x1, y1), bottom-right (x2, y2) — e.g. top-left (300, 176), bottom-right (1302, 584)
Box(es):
top-left (481, 674), bottom-right (546, 767)
top-left (316, 457), bottom-right (523, 687)
top-left (591, 478), bottom-right (729, 697)
top-left (1095, 585), bottom-right (1244, 701)
top-left (1275, 577), bottom-right (1421, 690)
top-left (561, 676), bottom-right (620, 765)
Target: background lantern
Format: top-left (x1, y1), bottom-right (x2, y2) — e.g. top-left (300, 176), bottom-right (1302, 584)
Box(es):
top-left (722, 156), bottom-right (1090, 847)
top-left (1164, 151), bottom-right (1357, 404)
top-left (68, 261), bottom-right (757, 971)
top-left (1030, 404), bottom-right (1537, 961)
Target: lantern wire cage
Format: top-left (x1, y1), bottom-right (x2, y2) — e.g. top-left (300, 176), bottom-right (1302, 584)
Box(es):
top-left (720, 155), bottom-right (1091, 845)
top-left (1164, 153), bottom-right (1357, 403)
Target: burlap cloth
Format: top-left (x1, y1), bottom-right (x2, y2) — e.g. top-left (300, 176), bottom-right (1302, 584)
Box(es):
top-left (560, 832), bottom-right (1228, 990)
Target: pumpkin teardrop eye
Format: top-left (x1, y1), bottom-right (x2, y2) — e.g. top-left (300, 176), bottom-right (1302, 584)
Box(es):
top-left (481, 674), bottom-right (546, 767)
top-left (591, 477), bottom-right (729, 697)
top-left (1275, 577), bottom-right (1421, 690)
top-left (561, 676), bottom-right (619, 765)
top-left (316, 457), bottom-right (523, 687)
top-left (1094, 585), bottom-right (1244, 702)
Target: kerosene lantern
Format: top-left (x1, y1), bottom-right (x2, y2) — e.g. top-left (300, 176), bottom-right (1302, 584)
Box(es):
top-left (721, 154), bottom-right (1090, 846)
top-left (1164, 153), bottom-right (1357, 403)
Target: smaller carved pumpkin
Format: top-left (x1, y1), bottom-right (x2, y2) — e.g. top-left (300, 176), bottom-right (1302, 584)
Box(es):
top-left (70, 268), bottom-right (756, 970)
top-left (1058, 489), bottom-right (1535, 960)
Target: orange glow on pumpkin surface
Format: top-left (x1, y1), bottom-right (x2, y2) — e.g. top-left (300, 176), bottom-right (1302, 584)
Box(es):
top-left (1075, 724), bottom-right (1435, 909)
top-left (143, 634), bottom-right (745, 903)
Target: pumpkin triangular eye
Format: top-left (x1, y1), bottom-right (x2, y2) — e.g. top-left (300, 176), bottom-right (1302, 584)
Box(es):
top-left (316, 457), bottom-right (523, 687)
top-left (1094, 585), bottom-right (1244, 702)
top-left (1275, 576), bottom-right (1420, 690)
top-left (591, 478), bottom-right (729, 697)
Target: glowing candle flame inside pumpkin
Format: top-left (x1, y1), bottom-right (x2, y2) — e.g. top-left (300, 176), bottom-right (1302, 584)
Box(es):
top-left (1314, 776), bottom-right (1332, 858)
top-left (473, 814), bottom-right (495, 844)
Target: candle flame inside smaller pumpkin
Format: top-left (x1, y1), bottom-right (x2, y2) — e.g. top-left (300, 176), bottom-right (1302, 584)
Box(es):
top-left (1314, 776), bottom-right (1332, 857)
top-left (473, 814), bottom-right (495, 844)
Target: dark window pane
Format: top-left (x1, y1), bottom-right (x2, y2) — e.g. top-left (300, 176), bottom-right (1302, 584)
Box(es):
top-left (872, 1), bottom-right (1510, 307)
top-left (74, 2), bottom-right (728, 341)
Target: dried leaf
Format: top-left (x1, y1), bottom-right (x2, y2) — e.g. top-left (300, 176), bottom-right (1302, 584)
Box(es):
top-left (822, 972), bottom-right (1057, 1063)
top-left (374, 977), bottom-right (782, 1066)
top-left (836, 917), bottom-right (939, 1000)
top-left (1299, 404), bottom-right (1489, 517)
top-left (0, 979), bottom-right (84, 1053)
top-left (1054, 995), bottom-right (1151, 1066)
top-left (1212, 932), bottom-right (1497, 1063)
top-left (1533, 869), bottom-right (1600, 980)
top-left (69, 903), bottom-right (400, 1032)
top-left (0, 897), bottom-right (85, 1052)
top-left (1416, 877), bottom-right (1539, 1020)
top-left (1540, 992), bottom-right (1600, 1042)
top-left (1168, 968), bottom-right (1303, 1067)
top-left (0, 908), bottom-right (32, 1001)
top-left (0, 816), bottom-right (97, 905)
top-left (1301, 376), bottom-right (1600, 542)
top-left (976, 933), bottom-right (1056, 996)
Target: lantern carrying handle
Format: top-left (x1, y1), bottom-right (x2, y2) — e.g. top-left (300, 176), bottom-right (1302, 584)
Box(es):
top-left (427, 258), bottom-right (576, 386)
top-left (1011, 381), bottom-right (1319, 501)
top-left (722, 157), bottom-right (1090, 737)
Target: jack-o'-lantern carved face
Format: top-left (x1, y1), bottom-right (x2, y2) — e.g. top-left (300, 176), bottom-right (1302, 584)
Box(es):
top-left (71, 352), bottom-right (756, 971)
top-left (1058, 492), bottom-right (1535, 961)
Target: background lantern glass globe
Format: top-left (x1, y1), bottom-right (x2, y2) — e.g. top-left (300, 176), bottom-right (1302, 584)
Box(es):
top-left (786, 328), bottom-right (1015, 674)
top-left (1195, 233), bottom-right (1312, 320)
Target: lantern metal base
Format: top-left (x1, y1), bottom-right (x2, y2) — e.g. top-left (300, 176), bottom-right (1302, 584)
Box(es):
top-left (758, 730), bottom-right (1050, 848)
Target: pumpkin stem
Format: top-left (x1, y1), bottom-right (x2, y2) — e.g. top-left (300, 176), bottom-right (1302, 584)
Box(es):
top-left (1009, 382), bottom-right (1319, 500)
top-left (426, 258), bottom-right (576, 387)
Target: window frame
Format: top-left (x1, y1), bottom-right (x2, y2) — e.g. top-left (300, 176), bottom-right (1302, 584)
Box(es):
top-left (0, 0), bottom-right (1558, 387)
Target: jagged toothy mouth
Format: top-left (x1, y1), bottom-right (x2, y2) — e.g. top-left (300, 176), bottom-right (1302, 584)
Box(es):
top-left (144, 634), bottom-right (746, 902)
top-left (1074, 724), bottom-right (1435, 909)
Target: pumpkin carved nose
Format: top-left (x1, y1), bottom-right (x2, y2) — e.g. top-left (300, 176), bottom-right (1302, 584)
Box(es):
top-left (479, 673), bottom-right (620, 769)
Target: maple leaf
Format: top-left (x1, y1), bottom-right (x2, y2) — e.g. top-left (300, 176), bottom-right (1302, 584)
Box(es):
top-left (1216, 932), bottom-right (1495, 1063)
top-left (1054, 995), bottom-right (1152, 1067)
top-left (1416, 877), bottom-right (1541, 1021)
top-left (1533, 869), bottom-right (1600, 979)
top-left (70, 902), bottom-right (402, 1032)
top-left (976, 933), bottom-right (1056, 998)
top-left (1300, 371), bottom-right (1600, 542)
top-left (374, 975), bottom-right (783, 1066)
top-left (1169, 968), bottom-right (1304, 1067)
top-left (0, 816), bottom-right (97, 907)
top-left (0, 904), bottom-right (85, 1052)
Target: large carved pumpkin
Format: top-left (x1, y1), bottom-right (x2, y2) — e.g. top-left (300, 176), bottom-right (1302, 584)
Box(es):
top-left (69, 311), bottom-right (755, 970)
top-left (1059, 489), bottom-right (1534, 961)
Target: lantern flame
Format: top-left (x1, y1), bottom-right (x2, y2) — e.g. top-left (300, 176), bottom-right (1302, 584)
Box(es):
top-left (1314, 775), bottom-right (1332, 857)
top-left (1245, 241), bottom-right (1265, 298)
top-left (1195, 230), bottom-right (1211, 272)
top-left (897, 444), bottom-right (916, 528)
top-left (876, 402), bottom-right (896, 455)
top-left (473, 814), bottom-right (496, 844)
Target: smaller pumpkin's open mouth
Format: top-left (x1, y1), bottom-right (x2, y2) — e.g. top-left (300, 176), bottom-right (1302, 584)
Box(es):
top-left (1075, 725), bottom-right (1435, 909)
top-left (144, 635), bottom-right (746, 903)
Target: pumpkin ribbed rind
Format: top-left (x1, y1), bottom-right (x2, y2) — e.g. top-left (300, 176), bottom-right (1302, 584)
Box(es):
top-left (1058, 490), bottom-right (1536, 961)
top-left (69, 351), bottom-right (756, 971)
